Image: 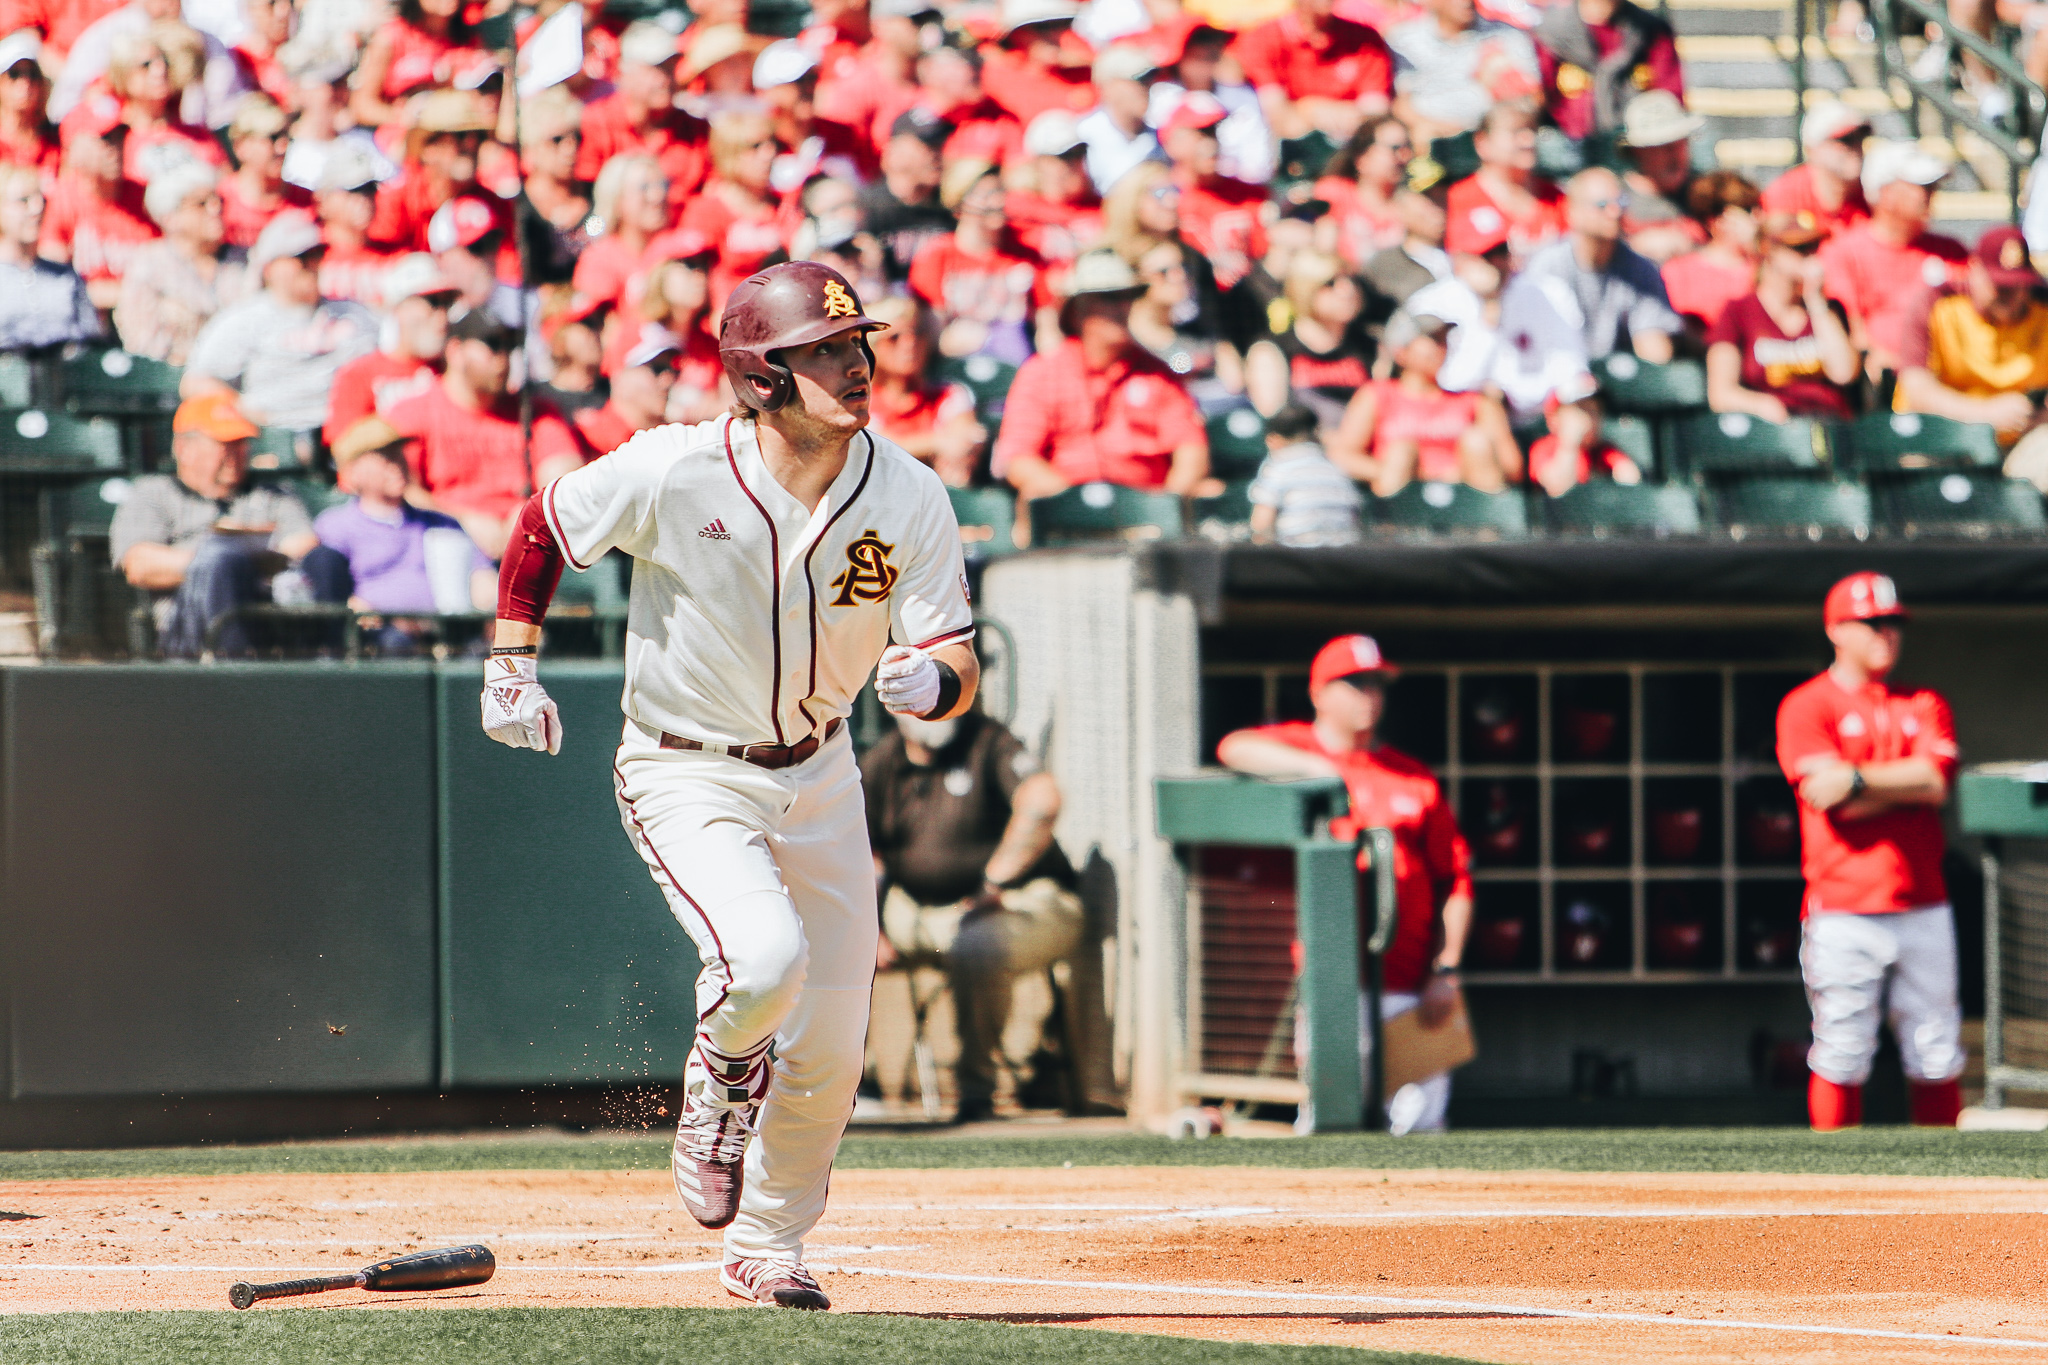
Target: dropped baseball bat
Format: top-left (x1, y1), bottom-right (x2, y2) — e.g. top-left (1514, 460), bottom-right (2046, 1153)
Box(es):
top-left (228, 1244), bottom-right (495, 1310)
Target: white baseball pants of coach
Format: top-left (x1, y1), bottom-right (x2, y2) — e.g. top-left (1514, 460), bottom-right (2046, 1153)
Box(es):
top-left (612, 718), bottom-right (877, 1264)
top-left (1801, 905), bottom-right (1965, 1086)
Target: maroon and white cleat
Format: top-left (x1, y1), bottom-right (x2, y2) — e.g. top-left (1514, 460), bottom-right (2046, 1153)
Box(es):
top-left (721, 1256), bottom-right (830, 1310)
top-left (672, 1041), bottom-right (769, 1230)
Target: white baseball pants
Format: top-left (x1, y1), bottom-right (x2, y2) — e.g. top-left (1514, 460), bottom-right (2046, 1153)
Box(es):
top-left (613, 718), bottom-right (877, 1263)
top-left (1293, 991), bottom-right (1451, 1135)
top-left (1801, 905), bottom-right (1965, 1086)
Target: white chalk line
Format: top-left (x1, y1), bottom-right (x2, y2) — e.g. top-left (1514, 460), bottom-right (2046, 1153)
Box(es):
top-left (820, 1265), bottom-right (2048, 1350)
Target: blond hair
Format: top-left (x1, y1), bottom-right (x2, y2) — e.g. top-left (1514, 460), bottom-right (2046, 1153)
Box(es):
top-left (1282, 251), bottom-right (1346, 321)
top-left (150, 20), bottom-right (206, 93)
top-left (592, 153), bottom-right (663, 232)
top-left (1098, 160), bottom-right (1172, 265)
top-left (520, 86), bottom-right (583, 151)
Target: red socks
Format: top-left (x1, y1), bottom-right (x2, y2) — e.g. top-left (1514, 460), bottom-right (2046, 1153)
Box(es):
top-left (1809, 1076), bottom-right (1963, 1128)
top-left (1809, 1075), bottom-right (1863, 1131)
top-left (1909, 1078), bottom-right (1963, 1127)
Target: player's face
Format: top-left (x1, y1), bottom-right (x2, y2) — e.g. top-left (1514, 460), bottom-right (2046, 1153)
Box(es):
top-left (781, 329), bottom-right (872, 432)
top-left (1828, 618), bottom-right (1903, 677)
top-left (1314, 674), bottom-right (1386, 735)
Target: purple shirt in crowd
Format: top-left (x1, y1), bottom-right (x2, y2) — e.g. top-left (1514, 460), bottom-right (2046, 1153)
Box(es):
top-left (313, 499), bottom-right (489, 613)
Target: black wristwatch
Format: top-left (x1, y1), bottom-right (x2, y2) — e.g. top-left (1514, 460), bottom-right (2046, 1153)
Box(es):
top-left (1847, 767), bottom-right (1867, 799)
top-left (1433, 963), bottom-right (1460, 976)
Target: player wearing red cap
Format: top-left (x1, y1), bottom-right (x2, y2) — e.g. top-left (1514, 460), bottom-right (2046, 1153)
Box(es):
top-left (1775, 572), bottom-right (1963, 1131)
top-left (1217, 634), bottom-right (1473, 1133)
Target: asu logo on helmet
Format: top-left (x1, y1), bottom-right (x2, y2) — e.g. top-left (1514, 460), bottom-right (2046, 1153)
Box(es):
top-left (720, 262), bottom-right (886, 413)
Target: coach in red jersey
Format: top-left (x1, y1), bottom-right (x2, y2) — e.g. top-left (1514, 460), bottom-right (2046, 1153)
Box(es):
top-left (1218, 634), bottom-right (1473, 1134)
top-left (1776, 572), bottom-right (1964, 1132)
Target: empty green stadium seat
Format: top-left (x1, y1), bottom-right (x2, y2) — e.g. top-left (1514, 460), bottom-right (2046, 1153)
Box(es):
top-left (1206, 406), bottom-right (1268, 478)
top-left (0, 351), bottom-right (38, 407)
top-left (1873, 472), bottom-right (2046, 534)
top-left (1541, 480), bottom-right (1700, 535)
top-left (1429, 131), bottom-right (1480, 183)
top-left (947, 485), bottom-right (1018, 559)
top-left (1370, 480), bottom-right (1528, 537)
top-left (38, 475), bottom-right (125, 540)
top-left (1834, 411), bottom-right (2002, 473)
top-left (1603, 414), bottom-right (1657, 475)
top-left (935, 354), bottom-right (1017, 422)
top-left (1277, 131), bottom-right (1341, 191)
top-left (253, 472), bottom-right (349, 518)
top-left (247, 426), bottom-right (314, 471)
top-left (60, 348), bottom-right (182, 414)
top-left (1677, 411), bottom-right (1828, 474)
top-left (0, 407), bottom-right (124, 472)
top-left (1594, 355), bottom-right (1707, 413)
top-left (1192, 478), bottom-right (1255, 529)
top-left (1029, 482), bottom-right (1185, 544)
top-left (1711, 475), bottom-right (1873, 537)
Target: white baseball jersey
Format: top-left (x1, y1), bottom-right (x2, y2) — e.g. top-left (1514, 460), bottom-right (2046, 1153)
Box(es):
top-left (542, 413), bottom-right (974, 747)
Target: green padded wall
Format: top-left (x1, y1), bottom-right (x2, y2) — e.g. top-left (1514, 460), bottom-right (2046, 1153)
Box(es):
top-left (2, 665), bottom-right (437, 1098)
top-left (434, 663), bottom-right (701, 1087)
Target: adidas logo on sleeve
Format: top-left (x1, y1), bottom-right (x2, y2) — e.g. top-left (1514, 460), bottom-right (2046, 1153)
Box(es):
top-left (698, 519), bottom-right (732, 540)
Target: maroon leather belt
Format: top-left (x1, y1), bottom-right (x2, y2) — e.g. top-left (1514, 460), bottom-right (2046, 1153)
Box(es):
top-left (660, 717), bottom-right (842, 770)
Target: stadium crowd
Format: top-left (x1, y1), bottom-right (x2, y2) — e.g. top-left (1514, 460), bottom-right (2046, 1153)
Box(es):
top-left (0, 0), bottom-right (2031, 605)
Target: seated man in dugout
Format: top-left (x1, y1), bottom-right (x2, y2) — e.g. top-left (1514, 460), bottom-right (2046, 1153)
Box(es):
top-left (861, 707), bottom-right (1084, 1125)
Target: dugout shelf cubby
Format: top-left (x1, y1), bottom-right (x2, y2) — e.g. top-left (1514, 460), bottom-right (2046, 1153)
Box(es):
top-left (1155, 773), bottom-right (1394, 1132)
top-left (1199, 662), bottom-right (1811, 985)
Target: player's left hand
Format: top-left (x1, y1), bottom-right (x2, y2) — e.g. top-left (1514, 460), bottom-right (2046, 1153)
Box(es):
top-left (876, 644), bottom-right (941, 716)
top-left (481, 654), bottom-right (563, 755)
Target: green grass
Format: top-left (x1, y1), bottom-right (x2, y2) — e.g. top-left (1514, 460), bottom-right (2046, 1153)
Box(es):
top-left (5, 1126), bottom-right (2048, 1184)
top-left (0, 1308), bottom-right (1493, 1365)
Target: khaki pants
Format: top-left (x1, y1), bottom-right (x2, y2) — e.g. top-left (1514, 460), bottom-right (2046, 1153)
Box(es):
top-left (881, 878), bottom-right (1085, 1108)
top-left (2006, 425), bottom-right (2048, 493)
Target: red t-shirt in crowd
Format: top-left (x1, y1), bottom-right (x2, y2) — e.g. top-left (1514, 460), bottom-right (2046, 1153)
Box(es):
top-left (1004, 189), bottom-right (1102, 262)
top-left (218, 175), bottom-right (313, 251)
top-left (1369, 379), bottom-right (1480, 483)
top-left (1528, 433), bottom-right (1631, 486)
top-left (1315, 175), bottom-right (1405, 269)
top-left (1444, 172), bottom-right (1566, 257)
top-left (122, 119), bottom-right (227, 186)
top-left (1819, 221), bottom-right (1968, 363)
top-left (1705, 291), bottom-right (1857, 420)
top-left (318, 235), bottom-right (404, 310)
top-left (678, 186), bottom-right (793, 314)
top-left (977, 45), bottom-right (1098, 125)
top-left (1537, 23), bottom-right (1684, 141)
top-left (908, 232), bottom-right (1049, 334)
top-left (325, 349), bottom-right (434, 444)
top-left (1222, 723), bottom-right (1472, 994)
top-left (815, 44), bottom-right (915, 141)
top-left (573, 94), bottom-right (711, 211)
top-left (573, 400), bottom-right (642, 458)
top-left (993, 337), bottom-right (1205, 490)
top-left (380, 380), bottom-right (583, 523)
top-left (1660, 249), bottom-right (1753, 331)
top-left (39, 174), bottom-right (157, 282)
top-left (870, 379), bottom-right (976, 453)
top-left (371, 17), bottom-right (490, 102)
top-left (1776, 670), bottom-right (1959, 916)
top-left (0, 121), bottom-right (59, 174)
top-left (0, 0), bottom-right (123, 61)
top-left (1175, 174), bottom-right (1269, 290)
top-left (1758, 162), bottom-right (1870, 243)
top-left (1233, 13), bottom-right (1394, 104)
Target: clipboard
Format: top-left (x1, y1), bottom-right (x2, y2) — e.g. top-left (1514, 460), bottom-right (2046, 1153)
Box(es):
top-left (1380, 989), bottom-right (1477, 1097)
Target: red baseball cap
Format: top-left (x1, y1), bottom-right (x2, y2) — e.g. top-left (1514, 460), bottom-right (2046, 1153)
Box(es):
top-left (1160, 91), bottom-right (1227, 137)
top-left (1976, 224), bottom-right (2040, 289)
top-left (427, 195), bottom-right (499, 253)
top-left (1309, 634), bottom-right (1399, 692)
top-left (1823, 571), bottom-right (1910, 627)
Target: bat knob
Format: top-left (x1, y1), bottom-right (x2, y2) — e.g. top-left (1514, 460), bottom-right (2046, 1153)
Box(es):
top-left (229, 1283), bottom-right (256, 1311)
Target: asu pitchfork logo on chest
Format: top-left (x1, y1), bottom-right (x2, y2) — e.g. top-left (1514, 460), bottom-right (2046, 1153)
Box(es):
top-left (830, 529), bottom-right (899, 605)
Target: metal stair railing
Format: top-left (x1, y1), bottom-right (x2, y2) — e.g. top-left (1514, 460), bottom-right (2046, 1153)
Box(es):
top-left (1790, 0), bottom-right (2042, 221)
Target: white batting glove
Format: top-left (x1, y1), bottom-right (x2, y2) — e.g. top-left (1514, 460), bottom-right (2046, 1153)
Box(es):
top-left (876, 644), bottom-right (942, 716)
top-left (481, 654), bottom-right (563, 755)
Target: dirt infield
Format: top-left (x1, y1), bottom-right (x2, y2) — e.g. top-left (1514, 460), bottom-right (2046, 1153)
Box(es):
top-left (7, 1164), bottom-right (2048, 1363)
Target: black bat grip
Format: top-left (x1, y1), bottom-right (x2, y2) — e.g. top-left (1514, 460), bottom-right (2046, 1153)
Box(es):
top-left (229, 1273), bottom-right (363, 1309)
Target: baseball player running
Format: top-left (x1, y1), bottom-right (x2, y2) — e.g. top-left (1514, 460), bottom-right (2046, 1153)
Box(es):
top-left (1776, 572), bottom-right (1963, 1132)
top-left (480, 261), bottom-right (979, 1309)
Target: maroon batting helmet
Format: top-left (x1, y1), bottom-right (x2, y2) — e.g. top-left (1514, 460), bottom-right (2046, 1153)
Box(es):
top-left (719, 261), bottom-right (885, 412)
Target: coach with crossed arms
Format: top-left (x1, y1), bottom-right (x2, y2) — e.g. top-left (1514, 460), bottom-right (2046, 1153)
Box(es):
top-left (479, 261), bottom-right (979, 1310)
